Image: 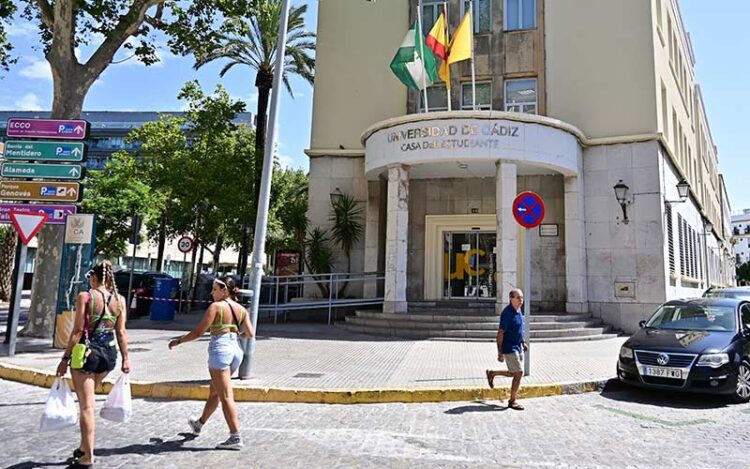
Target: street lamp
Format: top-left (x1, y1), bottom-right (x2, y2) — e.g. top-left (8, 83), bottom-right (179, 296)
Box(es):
top-left (613, 180), bottom-right (631, 224)
top-left (330, 187), bottom-right (343, 206)
top-left (239, 0), bottom-right (293, 379)
top-left (664, 178), bottom-right (690, 205)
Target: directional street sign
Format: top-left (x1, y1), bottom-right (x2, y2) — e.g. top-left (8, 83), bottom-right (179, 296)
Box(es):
top-left (513, 191), bottom-right (545, 229)
top-left (6, 118), bottom-right (88, 140)
top-left (9, 211), bottom-right (49, 245)
top-left (2, 162), bottom-right (84, 180)
top-left (0, 181), bottom-right (81, 202)
top-left (2, 141), bottom-right (85, 162)
top-left (0, 203), bottom-right (76, 225)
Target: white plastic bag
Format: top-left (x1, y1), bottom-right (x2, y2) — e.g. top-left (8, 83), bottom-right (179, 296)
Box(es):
top-left (101, 373), bottom-right (132, 423)
top-left (40, 377), bottom-right (78, 432)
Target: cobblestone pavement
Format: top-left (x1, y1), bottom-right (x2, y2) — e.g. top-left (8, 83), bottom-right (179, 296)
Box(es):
top-left (3, 378), bottom-right (748, 468)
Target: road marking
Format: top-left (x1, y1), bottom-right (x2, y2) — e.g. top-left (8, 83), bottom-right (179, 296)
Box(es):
top-left (594, 405), bottom-right (714, 427)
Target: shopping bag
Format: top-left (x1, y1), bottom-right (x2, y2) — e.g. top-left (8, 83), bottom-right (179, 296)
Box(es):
top-left (100, 373), bottom-right (132, 423)
top-left (39, 378), bottom-right (78, 432)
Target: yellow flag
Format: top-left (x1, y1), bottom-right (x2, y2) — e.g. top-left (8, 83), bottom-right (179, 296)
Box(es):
top-left (439, 59), bottom-right (451, 90)
top-left (448, 10), bottom-right (472, 65)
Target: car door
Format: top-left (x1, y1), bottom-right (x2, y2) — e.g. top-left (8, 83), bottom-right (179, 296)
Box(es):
top-left (741, 303), bottom-right (750, 360)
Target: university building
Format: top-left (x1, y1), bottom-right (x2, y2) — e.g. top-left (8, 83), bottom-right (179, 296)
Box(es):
top-left (306, 0), bottom-right (735, 335)
top-left (0, 111), bottom-right (255, 278)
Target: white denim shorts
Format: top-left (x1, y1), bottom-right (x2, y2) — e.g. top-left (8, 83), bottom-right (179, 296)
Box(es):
top-left (207, 332), bottom-right (243, 373)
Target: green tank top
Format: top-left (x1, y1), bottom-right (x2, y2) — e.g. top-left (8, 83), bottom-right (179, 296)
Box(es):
top-left (210, 301), bottom-right (245, 334)
top-left (88, 290), bottom-right (119, 334)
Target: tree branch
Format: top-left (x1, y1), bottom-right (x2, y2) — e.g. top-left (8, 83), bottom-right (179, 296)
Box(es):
top-left (33, 0), bottom-right (54, 29)
top-left (145, 3), bottom-right (166, 29)
top-left (84, 0), bottom-right (164, 83)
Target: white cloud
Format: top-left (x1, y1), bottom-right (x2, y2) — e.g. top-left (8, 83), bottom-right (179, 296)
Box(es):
top-left (7, 22), bottom-right (37, 38)
top-left (248, 91), bottom-right (259, 104)
top-left (15, 93), bottom-right (45, 111)
top-left (19, 58), bottom-right (52, 81)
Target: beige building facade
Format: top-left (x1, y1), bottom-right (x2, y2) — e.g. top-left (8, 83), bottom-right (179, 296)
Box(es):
top-left (306, 0), bottom-right (734, 333)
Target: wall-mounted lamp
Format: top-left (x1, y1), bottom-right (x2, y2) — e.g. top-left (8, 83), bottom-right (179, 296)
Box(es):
top-left (664, 178), bottom-right (690, 205)
top-left (330, 187), bottom-right (343, 205)
top-left (613, 180), bottom-right (631, 224)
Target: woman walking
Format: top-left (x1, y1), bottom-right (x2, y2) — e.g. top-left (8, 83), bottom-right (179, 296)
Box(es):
top-left (57, 260), bottom-right (130, 468)
top-left (169, 275), bottom-right (254, 450)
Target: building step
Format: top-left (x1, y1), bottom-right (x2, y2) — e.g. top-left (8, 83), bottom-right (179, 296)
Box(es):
top-left (355, 311), bottom-right (594, 323)
top-left (346, 316), bottom-right (602, 331)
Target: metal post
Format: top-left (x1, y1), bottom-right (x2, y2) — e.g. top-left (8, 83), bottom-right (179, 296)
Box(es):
top-left (126, 241), bottom-right (137, 316)
top-left (7, 244), bottom-right (28, 356)
top-left (327, 274), bottom-right (334, 325)
top-left (238, 0), bottom-right (292, 379)
top-left (523, 228), bottom-right (531, 376)
top-left (3, 235), bottom-right (22, 345)
top-left (273, 276), bottom-right (280, 325)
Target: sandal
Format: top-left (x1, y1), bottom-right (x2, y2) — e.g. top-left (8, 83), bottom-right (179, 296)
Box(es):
top-left (67, 461), bottom-right (94, 468)
top-left (72, 448), bottom-right (84, 461)
top-left (485, 369), bottom-right (494, 389)
top-left (508, 401), bottom-right (525, 411)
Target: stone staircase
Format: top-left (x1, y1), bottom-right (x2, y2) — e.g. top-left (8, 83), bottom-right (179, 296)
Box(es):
top-left (339, 301), bottom-right (618, 342)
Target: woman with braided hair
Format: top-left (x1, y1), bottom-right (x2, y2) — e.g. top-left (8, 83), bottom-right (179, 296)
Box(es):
top-left (56, 260), bottom-right (130, 468)
top-left (169, 275), bottom-right (253, 450)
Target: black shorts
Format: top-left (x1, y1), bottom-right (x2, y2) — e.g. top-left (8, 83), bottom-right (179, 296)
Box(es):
top-left (81, 336), bottom-right (117, 374)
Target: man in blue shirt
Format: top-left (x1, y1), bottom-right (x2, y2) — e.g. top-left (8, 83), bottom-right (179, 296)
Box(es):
top-left (485, 288), bottom-right (528, 410)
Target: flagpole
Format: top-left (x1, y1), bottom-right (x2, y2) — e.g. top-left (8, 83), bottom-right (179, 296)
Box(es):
top-left (469, 0), bottom-right (476, 110)
top-left (444, 2), bottom-right (452, 111)
top-left (417, 0), bottom-right (429, 112)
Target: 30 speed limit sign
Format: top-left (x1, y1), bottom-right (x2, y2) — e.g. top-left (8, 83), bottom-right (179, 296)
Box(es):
top-left (177, 236), bottom-right (194, 253)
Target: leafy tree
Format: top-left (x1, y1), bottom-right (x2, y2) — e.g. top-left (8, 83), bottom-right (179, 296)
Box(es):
top-left (1, 0), bottom-right (256, 337)
top-left (737, 262), bottom-right (750, 284)
top-left (191, 0), bottom-right (315, 223)
top-left (305, 227), bottom-right (333, 297)
top-left (80, 151), bottom-right (162, 257)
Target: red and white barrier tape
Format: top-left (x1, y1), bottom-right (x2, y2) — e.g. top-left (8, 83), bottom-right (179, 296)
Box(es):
top-left (132, 295), bottom-right (213, 303)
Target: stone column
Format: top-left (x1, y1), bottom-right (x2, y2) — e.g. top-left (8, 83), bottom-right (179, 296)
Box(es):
top-left (383, 164), bottom-right (409, 313)
top-left (564, 174), bottom-right (589, 313)
top-left (496, 162), bottom-right (518, 313)
top-left (363, 180), bottom-right (382, 298)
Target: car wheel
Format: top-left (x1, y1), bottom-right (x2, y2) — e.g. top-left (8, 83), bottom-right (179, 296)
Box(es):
top-left (732, 360), bottom-right (750, 404)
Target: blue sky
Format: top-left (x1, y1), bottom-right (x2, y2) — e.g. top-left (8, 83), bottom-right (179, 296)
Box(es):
top-left (1, 1), bottom-right (748, 212)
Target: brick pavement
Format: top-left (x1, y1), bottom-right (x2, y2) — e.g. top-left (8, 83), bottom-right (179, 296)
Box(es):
top-left (2, 378), bottom-right (748, 468)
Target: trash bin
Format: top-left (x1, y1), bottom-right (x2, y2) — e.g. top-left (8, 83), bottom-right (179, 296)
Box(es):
top-left (150, 278), bottom-right (179, 321)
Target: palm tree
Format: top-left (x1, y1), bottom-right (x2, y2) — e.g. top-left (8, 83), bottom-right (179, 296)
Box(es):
top-left (192, 1), bottom-right (315, 212)
top-left (329, 193), bottom-right (364, 297)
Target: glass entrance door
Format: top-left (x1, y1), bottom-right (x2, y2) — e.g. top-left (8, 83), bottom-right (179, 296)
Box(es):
top-left (443, 231), bottom-right (497, 299)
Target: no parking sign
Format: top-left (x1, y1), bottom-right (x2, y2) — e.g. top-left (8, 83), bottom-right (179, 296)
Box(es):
top-left (513, 191), bottom-right (545, 229)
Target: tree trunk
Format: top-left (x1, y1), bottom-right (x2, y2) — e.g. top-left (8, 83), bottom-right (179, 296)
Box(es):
top-left (156, 212), bottom-right (167, 271)
top-left (23, 70), bottom-right (90, 338)
top-left (0, 228), bottom-right (18, 301)
top-left (212, 235), bottom-right (224, 273)
top-left (253, 71), bottom-right (273, 213)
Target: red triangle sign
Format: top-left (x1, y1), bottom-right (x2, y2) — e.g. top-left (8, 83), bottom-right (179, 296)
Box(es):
top-left (10, 211), bottom-right (49, 245)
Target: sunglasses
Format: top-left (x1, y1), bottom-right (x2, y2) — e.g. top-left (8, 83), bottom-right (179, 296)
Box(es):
top-left (213, 278), bottom-right (227, 288)
top-left (85, 270), bottom-right (94, 279)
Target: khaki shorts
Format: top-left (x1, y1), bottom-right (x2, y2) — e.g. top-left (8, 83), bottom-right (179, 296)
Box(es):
top-left (505, 351), bottom-right (523, 373)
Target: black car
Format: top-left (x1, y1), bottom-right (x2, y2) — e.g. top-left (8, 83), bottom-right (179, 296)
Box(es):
top-left (617, 298), bottom-right (750, 403)
top-left (703, 287), bottom-right (750, 301)
top-left (113, 270), bottom-right (177, 316)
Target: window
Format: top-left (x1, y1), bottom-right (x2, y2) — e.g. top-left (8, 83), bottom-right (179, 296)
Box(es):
top-left (666, 204), bottom-right (675, 274)
top-left (463, 0), bottom-right (492, 33)
top-left (422, 0), bottom-right (443, 35)
top-left (419, 84), bottom-right (449, 112)
top-left (461, 81), bottom-right (492, 110)
top-left (741, 305), bottom-right (750, 330)
top-left (678, 215), bottom-right (686, 276)
top-left (504, 78), bottom-right (536, 114)
top-left (505, 0), bottom-right (536, 31)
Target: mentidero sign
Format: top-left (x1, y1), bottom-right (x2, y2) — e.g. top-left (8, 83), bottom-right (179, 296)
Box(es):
top-left (387, 122), bottom-right (522, 152)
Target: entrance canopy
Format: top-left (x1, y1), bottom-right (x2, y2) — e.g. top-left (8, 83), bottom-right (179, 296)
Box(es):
top-left (361, 111), bottom-right (585, 179)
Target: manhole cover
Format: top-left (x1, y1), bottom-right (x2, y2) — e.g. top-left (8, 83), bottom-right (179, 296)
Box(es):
top-left (293, 373), bottom-right (324, 379)
top-left (129, 347), bottom-right (150, 352)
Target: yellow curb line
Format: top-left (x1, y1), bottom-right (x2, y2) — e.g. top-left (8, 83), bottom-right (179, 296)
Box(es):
top-left (0, 362), bottom-right (606, 404)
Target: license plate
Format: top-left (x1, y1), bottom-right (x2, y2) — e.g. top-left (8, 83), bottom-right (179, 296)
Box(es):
top-left (642, 366), bottom-right (683, 379)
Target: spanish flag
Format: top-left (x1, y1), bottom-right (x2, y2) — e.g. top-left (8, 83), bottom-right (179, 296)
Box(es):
top-left (426, 12), bottom-right (448, 61)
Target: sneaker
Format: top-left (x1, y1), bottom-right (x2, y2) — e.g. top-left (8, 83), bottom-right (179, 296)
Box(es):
top-left (216, 434), bottom-right (244, 450)
top-left (188, 416), bottom-right (203, 435)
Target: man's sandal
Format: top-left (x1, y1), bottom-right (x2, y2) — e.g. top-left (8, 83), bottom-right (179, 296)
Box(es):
top-left (508, 400), bottom-right (525, 410)
top-left (485, 369), bottom-right (494, 389)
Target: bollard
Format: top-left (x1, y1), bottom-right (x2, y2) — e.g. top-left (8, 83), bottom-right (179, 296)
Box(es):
top-left (237, 288), bottom-right (255, 380)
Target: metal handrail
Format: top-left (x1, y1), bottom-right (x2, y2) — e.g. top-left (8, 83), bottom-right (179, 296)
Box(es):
top-left (250, 271), bottom-right (385, 325)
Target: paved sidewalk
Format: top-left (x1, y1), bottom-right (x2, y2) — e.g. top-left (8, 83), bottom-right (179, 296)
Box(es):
top-left (0, 310), bottom-right (627, 403)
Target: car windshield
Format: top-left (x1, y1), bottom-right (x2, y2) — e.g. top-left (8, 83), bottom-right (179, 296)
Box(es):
top-left (704, 290), bottom-right (750, 300)
top-left (646, 304), bottom-right (736, 332)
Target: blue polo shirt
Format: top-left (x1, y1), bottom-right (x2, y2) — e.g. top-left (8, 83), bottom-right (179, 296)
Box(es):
top-left (499, 304), bottom-right (524, 354)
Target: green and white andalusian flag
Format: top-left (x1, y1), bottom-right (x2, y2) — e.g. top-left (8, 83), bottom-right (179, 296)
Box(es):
top-left (390, 21), bottom-right (439, 90)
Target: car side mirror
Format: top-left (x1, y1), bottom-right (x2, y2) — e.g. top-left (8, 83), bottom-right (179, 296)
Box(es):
top-left (639, 320), bottom-right (646, 328)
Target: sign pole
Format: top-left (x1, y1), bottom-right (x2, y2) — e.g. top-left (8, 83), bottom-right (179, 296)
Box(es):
top-left (181, 251), bottom-right (188, 314)
top-left (3, 234), bottom-right (23, 345)
top-left (7, 244), bottom-right (28, 356)
top-left (524, 228), bottom-right (531, 376)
